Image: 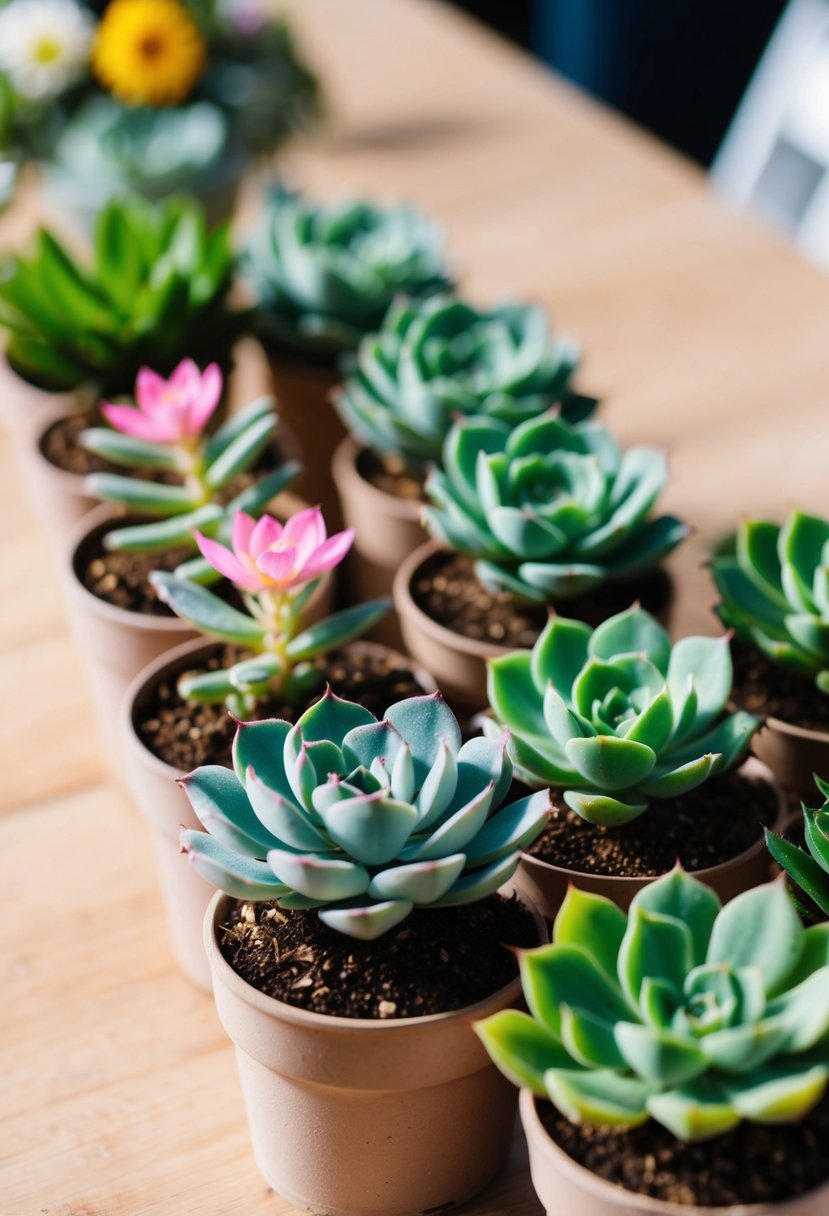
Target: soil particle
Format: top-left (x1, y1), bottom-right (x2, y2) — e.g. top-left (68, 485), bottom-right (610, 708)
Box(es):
top-left (731, 638), bottom-right (829, 733)
top-left (219, 894), bottom-right (538, 1017)
top-left (356, 447), bottom-right (426, 502)
top-left (137, 643), bottom-right (428, 770)
top-left (411, 551), bottom-right (671, 651)
top-left (539, 1092), bottom-right (829, 1207)
top-left (81, 536), bottom-right (193, 615)
top-left (41, 410), bottom-right (122, 476)
top-left (527, 769), bottom-right (777, 877)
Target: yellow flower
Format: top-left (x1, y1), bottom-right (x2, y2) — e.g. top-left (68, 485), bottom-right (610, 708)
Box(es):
top-left (93, 0), bottom-right (206, 108)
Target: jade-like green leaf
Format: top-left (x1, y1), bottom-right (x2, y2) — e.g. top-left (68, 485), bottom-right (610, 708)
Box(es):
top-left (725, 1063), bottom-right (828, 1123)
top-left (150, 572), bottom-right (267, 644)
top-left (384, 693), bottom-right (462, 784)
top-left (267, 848), bottom-right (370, 901)
top-left (589, 604), bottom-right (671, 672)
top-left (530, 615), bottom-right (591, 697)
top-left (317, 792), bottom-right (418, 866)
top-left (180, 829), bottom-right (289, 901)
top-left (615, 1023), bottom-right (707, 1088)
top-left (413, 740), bottom-right (458, 830)
top-left (563, 788), bottom-right (648, 827)
top-left (233, 717), bottom-right (291, 786)
top-left (766, 830), bottom-right (829, 917)
top-left (706, 879), bottom-right (804, 996)
top-left (177, 667), bottom-right (238, 704)
top-left (86, 473), bottom-right (200, 516)
top-left (646, 1076), bottom-right (740, 1142)
top-left (805, 807), bottom-right (829, 873)
top-left (105, 504), bottom-right (223, 554)
top-left (618, 907), bottom-right (693, 1007)
top-left (204, 412), bottom-right (275, 490)
top-left (368, 854), bottom-right (466, 903)
top-left (400, 781), bottom-right (494, 862)
top-left (204, 396), bottom-right (273, 465)
top-left (699, 1020), bottom-right (790, 1073)
top-left (666, 635), bottom-right (732, 736)
top-left (553, 887), bottom-right (627, 980)
top-left (284, 599), bottom-right (391, 660)
top-left (179, 765), bottom-right (260, 843)
top-left (631, 869), bottom-right (720, 968)
top-left (448, 733), bottom-right (513, 819)
top-left (462, 790), bottom-right (549, 865)
top-left (520, 944), bottom-right (630, 1036)
top-left (766, 966), bottom-right (829, 1051)
top-left (474, 1010), bottom-right (573, 1095)
top-left (565, 735), bottom-right (656, 792)
top-left (428, 852), bottom-right (519, 905)
top-left (561, 1006), bottom-right (626, 1069)
top-left (245, 769), bottom-right (331, 851)
top-left (78, 427), bottom-right (183, 471)
top-left (319, 900), bottom-right (414, 941)
top-left (545, 1068), bottom-right (651, 1127)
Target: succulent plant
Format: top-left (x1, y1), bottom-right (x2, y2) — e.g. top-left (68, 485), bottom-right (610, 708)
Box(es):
top-left (246, 188), bottom-right (453, 358)
top-left (767, 775), bottom-right (829, 920)
top-left (79, 360), bottom-right (296, 572)
top-left (180, 689), bottom-right (550, 938)
top-left (476, 866), bottom-right (829, 1141)
top-left (486, 605), bottom-right (759, 826)
top-left (0, 193), bottom-right (245, 394)
top-left (424, 412), bottom-right (688, 603)
top-left (333, 294), bottom-right (591, 470)
top-left (713, 510), bottom-right (829, 695)
top-left (152, 506), bottom-right (389, 715)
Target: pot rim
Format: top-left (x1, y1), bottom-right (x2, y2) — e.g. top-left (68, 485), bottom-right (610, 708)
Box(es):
top-left (205, 885), bottom-right (546, 1035)
top-left (64, 502), bottom-right (199, 634)
top-left (393, 538), bottom-right (516, 661)
top-left (518, 1088), bottom-right (829, 1215)
top-left (760, 713), bottom-right (829, 745)
top-left (518, 755), bottom-right (786, 889)
top-left (332, 435), bottom-right (424, 525)
top-left (23, 395), bottom-right (90, 493)
top-left (122, 636), bottom-right (440, 781)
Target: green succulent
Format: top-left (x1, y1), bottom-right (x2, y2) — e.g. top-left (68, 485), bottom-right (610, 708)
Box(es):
top-left (713, 510), bottom-right (829, 694)
top-left (486, 605), bottom-right (759, 826)
top-left (333, 294), bottom-right (591, 470)
top-left (0, 193), bottom-right (245, 394)
top-left (476, 867), bottom-right (829, 1141)
top-left (767, 775), bottom-right (829, 920)
top-left (246, 188), bottom-right (453, 357)
top-left (424, 412), bottom-right (688, 604)
top-left (180, 689), bottom-right (549, 938)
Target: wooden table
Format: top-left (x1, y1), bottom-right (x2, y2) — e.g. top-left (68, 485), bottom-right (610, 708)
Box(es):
top-left (3, 1), bottom-right (828, 1211)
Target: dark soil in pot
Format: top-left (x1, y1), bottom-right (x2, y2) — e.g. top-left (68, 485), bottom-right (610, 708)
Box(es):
top-left (731, 638), bottom-right (829, 733)
top-left (136, 642), bottom-right (427, 769)
top-left (356, 447), bottom-right (425, 503)
top-left (538, 1093), bottom-right (829, 1207)
top-left (218, 892), bottom-right (537, 1018)
top-left (528, 769), bottom-right (777, 877)
top-left (411, 551), bottom-right (672, 649)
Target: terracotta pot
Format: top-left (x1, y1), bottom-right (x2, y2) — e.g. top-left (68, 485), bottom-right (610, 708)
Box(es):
top-left (750, 717), bottom-right (829, 802)
top-left (394, 540), bottom-right (512, 713)
top-left (332, 436), bottom-right (426, 648)
top-left (0, 355), bottom-right (76, 438)
top-left (514, 758), bottom-right (785, 919)
top-left (205, 887), bottom-right (547, 1216)
top-left (519, 1088), bottom-right (828, 1216)
top-left (19, 401), bottom-right (98, 552)
top-left (121, 637), bottom-right (431, 991)
top-left (264, 349), bottom-right (344, 528)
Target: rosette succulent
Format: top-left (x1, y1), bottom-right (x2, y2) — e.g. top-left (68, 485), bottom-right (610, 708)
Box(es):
top-left (151, 506), bottom-right (389, 714)
top-left (713, 510), bottom-right (829, 694)
top-left (424, 412), bottom-right (689, 603)
top-left (333, 294), bottom-right (591, 470)
top-left (767, 775), bottom-right (829, 920)
top-left (180, 689), bottom-right (550, 938)
top-left (246, 188), bottom-right (453, 358)
top-left (79, 361), bottom-right (296, 574)
top-left (0, 193), bottom-right (245, 394)
top-left (476, 867), bottom-right (829, 1140)
top-left (486, 605), bottom-right (759, 825)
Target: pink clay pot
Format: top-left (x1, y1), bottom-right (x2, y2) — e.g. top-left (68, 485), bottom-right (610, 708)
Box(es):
top-left (0, 355), bottom-right (75, 437)
top-left (519, 1088), bottom-right (829, 1216)
top-left (205, 887), bottom-right (547, 1216)
top-left (514, 757), bottom-right (786, 920)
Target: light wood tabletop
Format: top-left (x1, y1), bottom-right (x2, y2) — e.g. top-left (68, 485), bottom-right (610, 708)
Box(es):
top-left (2, 1), bottom-right (827, 1212)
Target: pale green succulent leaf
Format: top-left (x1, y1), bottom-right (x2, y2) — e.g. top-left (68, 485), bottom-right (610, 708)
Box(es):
top-left (150, 572), bottom-right (267, 644)
top-left (553, 887), bottom-right (628, 981)
top-left (488, 650), bottom-right (549, 737)
top-left (666, 635), bottom-right (732, 737)
top-left (780, 511), bottom-right (829, 608)
top-left (619, 689), bottom-right (674, 753)
top-left (561, 1005), bottom-right (626, 1069)
top-left (367, 854), bottom-right (466, 903)
top-left (725, 1063), bottom-right (828, 1123)
top-left (784, 613), bottom-right (829, 662)
top-left (545, 1069), bottom-right (651, 1126)
top-left (180, 829), bottom-right (289, 901)
top-left (637, 752), bottom-right (720, 798)
top-left (449, 733), bottom-right (513, 817)
top-left (530, 615), bottom-right (592, 696)
top-left (543, 684), bottom-right (592, 751)
top-left (618, 907), bottom-right (693, 1008)
top-left (462, 790), bottom-right (549, 866)
top-left (712, 559), bottom-right (788, 634)
top-left (233, 718), bottom-right (291, 787)
top-left (317, 793), bottom-right (418, 866)
top-left (86, 473), bottom-right (199, 516)
top-left (78, 427), bottom-right (184, 471)
top-left (400, 781), bottom-right (494, 862)
top-left (105, 503), bottom-right (222, 554)
top-left (646, 1076), bottom-right (740, 1142)
top-left (285, 599), bottom-right (391, 660)
top-left (319, 900), bottom-right (414, 940)
top-left (245, 769), bottom-right (331, 850)
top-left (414, 740), bottom-right (458, 830)
top-left (737, 519), bottom-right (787, 607)
top-left (385, 693), bottom-right (463, 784)
top-left (204, 395), bottom-right (273, 464)
top-left (767, 966), bottom-right (829, 1051)
top-left (475, 1010), bottom-right (573, 1095)
top-left (699, 1020), bottom-right (790, 1073)
top-left (805, 807), bottom-right (829, 873)
top-left (564, 736), bottom-right (657, 793)
top-left (267, 848), bottom-right (370, 901)
top-left (631, 868), bottom-right (721, 968)
top-left (204, 412), bottom-right (275, 490)
top-left (428, 853), bottom-right (519, 906)
top-left (706, 879), bottom-right (804, 996)
top-left (520, 944), bottom-right (630, 1036)
top-left (563, 788), bottom-right (648, 827)
top-left (615, 1022), bottom-right (707, 1088)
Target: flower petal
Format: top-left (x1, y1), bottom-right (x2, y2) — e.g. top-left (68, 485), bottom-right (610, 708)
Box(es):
top-left (195, 531), bottom-right (263, 589)
top-left (134, 368), bottom-right (167, 415)
top-left (187, 362), bottom-right (223, 434)
top-left (299, 528), bottom-right (355, 580)
top-left (250, 514), bottom-right (285, 559)
top-left (257, 546), bottom-right (301, 588)
top-left (282, 506), bottom-right (327, 559)
top-left (101, 402), bottom-right (173, 442)
top-left (232, 511), bottom-right (257, 559)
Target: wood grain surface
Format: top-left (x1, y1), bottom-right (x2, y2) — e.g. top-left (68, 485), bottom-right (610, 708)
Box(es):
top-left (2, 1), bottom-right (827, 1212)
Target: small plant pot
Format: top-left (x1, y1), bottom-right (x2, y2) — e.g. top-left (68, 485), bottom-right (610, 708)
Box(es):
top-left (332, 436), bottom-right (426, 647)
top-left (19, 401), bottom-right (98, 551)
top-left (514, 758), bottom-right (786, 919)
top-left (121, 635), bottom-right (429, 991)
top-left (750, 717), bottom-right (829, 802)
top-left (0, 355), bottom-right (76, 438)
top-left (264, 348), bottom-right (344, 527)
top-left (519, 1088), bottom-right (828, 1216)
top-left (205, 888), bottom-right (547, 1216)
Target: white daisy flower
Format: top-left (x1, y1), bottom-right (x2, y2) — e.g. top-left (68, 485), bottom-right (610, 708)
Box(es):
top-left (0, 0), bottom-right (94, 101)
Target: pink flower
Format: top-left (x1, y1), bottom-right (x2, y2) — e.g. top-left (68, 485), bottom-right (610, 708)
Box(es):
top-left (194, 508), bottom-right (354, 594)
top-left (101, 359), bottom-right (222, 444)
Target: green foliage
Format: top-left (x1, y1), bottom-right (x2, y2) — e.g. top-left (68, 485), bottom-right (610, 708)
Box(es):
top-left (424, 412), bottom-right (688, 603)
top-left (334, 294), bottom-right (592, 470)
top-left (246, 188), bottom-right (453, 357)
top-left (713, 510), bottom-right (829, 694)
top-left (486, 605), bottom-right (758, 826)
top-left (0, 193), bottom-right (246, 393)
top-left (476, 867), bottom-right (829, 1141)
top-left (180, 689), bottom-right (549, 938)
top-left (767, 775), bottom-right (829, 919)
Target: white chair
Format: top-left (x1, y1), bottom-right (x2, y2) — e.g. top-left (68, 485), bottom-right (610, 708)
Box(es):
top-left (713, 0), bottom-right (829, 268)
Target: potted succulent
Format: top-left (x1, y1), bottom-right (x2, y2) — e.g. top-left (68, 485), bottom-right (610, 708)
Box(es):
top-left (476, 867), bottom-right (829, 1216)
top-left (767, 774), bottom-right (829, 920)
top-left (62, 360), bottom-right (303, 764)
top-left (178, 688), bottom-right (549, 1211)
top-left (0, 0), bottom-right (319, 225)
top-left (394, 411), bottom-right (688, 709)
top-left (712, 509), bottom-right (829, 797)
top-left (333, 296), bottom-right (591, 619)
top-left (0, 194), bottom-right (248, 538)
top-left (485, 604), bottom-right (781, 916)
top-left (245, 187), bottom-right (454, 520)
top-left (123, 503), bottom-right (411, 987)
